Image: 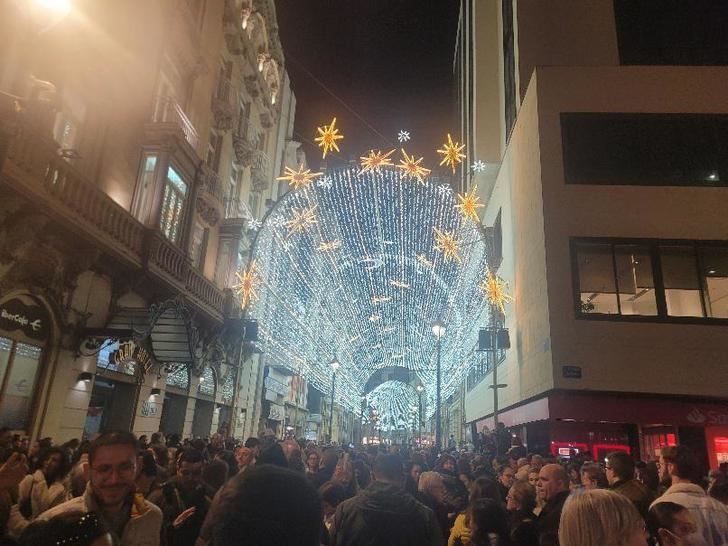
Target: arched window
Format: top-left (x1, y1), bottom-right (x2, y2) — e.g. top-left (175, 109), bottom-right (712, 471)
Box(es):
top-left (197, 367), bottom-right (216, 397)
top-left (165, 365), bottom-right (190, 390)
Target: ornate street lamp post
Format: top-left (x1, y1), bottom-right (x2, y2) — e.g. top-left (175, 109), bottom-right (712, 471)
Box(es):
top-left (328, 358), bottom-right (340, 442)
top-left (431, 320), bottom-right (446, 451)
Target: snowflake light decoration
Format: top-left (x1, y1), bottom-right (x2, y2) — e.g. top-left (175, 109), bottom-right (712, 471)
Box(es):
top-left (315, 117), bottom-right (344, 159)
top-left (433, 227), bottom-right (462, 263)
top-left (437, 133), bottom-right (467, 174)
top-left (269, 215), bottom-right (287, 229)
top-left (317, 176), bottom-right (334, 189)
top-left (437, 184), bottom-right (453, 196)
top-left (234, 260), bottom-right (261, 310)
top-left (277, 164), bottom-right (323, 190)
top-left (455, 185), bottom-right (485, 222)
top-left (318, 239), bottom-right (342, 252)
top-left (247, 218), bottom-right (262, 231)
top-left (360, 149), bottom-right (395, 174)
top-left (397, 130), bottom-right (411, 143)
top-left (479, 267), bottom-right (514, 314)
top-left (397, 149), bottom-right (431, 184)
top-left (285, 205), bottom-right (318, 238)
top-left (471, 160), bottom-right (487, 173)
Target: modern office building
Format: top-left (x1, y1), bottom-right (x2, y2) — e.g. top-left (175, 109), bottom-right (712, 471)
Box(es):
top-left (456, 0), bottom-right (728, 467)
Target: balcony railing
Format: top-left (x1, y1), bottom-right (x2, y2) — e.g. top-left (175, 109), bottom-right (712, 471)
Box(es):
top-left (211, 79), bottom-right (235, 133)
top-left (199, 163), bottom-right (224, 202)
top-left (153, 96), bottom-right (199, 149)
top-left (1, 124), bottom-right (225, 322)
top-left (223, 197), bottom-right (253, 220)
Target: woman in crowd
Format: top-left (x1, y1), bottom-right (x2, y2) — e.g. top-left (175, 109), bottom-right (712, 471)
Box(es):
top-left (331, 453), bottom-right (358, 501)
top-left (449, 476), bottom-right (502, 546)
top-left (8, 447), bottom-right (71, 538)
top-left (418, 471), bottom-right (452, 543)
top-left (136, 450), bottom-right (161, 498)
top-left (558, 489), bottom-right (648, 546)
top-left (648, 502), bottom-right (701, 546)
top-left (465, 499), bottom-right (512, 546)
top-left (306, 450), bottom-right (320, 481)
top-left (506, 481), bottom-right (538, 546)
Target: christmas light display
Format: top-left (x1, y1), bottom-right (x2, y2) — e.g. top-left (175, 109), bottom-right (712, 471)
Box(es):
top-left (234, 260), bottom-right (261, 310)
top-left (437, 133), bottom-right (466, 174)
top-left (455, 185), bottom-right (485, 222)
top-left (479, 267), bottom-right (514, 314)
top-left (247, 218), bottom-right (262, 231)
top-left (247, 166), bottom-right (493, 417)
top-left (315, 117), bottom-right (344, 159)
top-left (360, 149), bottom-right (395, 174)
top-left (471, 160), bottom-right (487, 173)
top-left (397, 149), bottom-right (431, 184)
top-left (366, 381), bottom-right (419, 432)
top-left (397, 130), bottom-right (411, 143)
top-left (433, 227), bottom-right (462, 263)
top-left (277, 165), bottom-right (324, 190)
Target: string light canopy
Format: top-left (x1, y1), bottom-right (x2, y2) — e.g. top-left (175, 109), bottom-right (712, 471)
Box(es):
top-left (247, 166), bottom-right (494, 417)
top-left (366, 380), bottom-right (420, 432)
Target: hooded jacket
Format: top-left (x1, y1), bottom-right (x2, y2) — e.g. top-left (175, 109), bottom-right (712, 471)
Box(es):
top-left (331, 481), bottom-right (442, 546)
top-left (7, 470), bottom-right (68, 538)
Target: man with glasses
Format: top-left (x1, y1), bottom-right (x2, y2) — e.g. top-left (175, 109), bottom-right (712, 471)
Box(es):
top-left (38, 431), bottom-right (162, 545)
top-left (605, 451), bottom-right (654, 519)
top-left (149, 448), bottom-right (211, 546)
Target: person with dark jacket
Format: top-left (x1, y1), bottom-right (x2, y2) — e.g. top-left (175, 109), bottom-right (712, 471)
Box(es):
top-left (437, 454), bottom-right (469, 514)
top-left (535, 464), bottom-right (570, 546)
top-left (148, 448), bottom-right (211, 546)
top-left (605, 451), bottom-right (654, 519)
top-left (331, 453), bottom-right (442, 546)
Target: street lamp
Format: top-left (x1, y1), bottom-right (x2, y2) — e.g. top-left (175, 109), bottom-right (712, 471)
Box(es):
top-left (328, 358), bottom-right (340, 443)
top-left (416, 384), bottom-right (424, 447)
top-left (431, 319), bottom-right (445, 451)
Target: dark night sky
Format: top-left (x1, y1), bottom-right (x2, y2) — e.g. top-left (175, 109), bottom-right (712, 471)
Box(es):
top-left (275, 1), bottom-right (461, 169)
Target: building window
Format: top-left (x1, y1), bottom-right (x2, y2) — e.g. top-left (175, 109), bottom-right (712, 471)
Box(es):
top-left (198, 367), bottom-right (215, 397)
top-left (132, 154), bottom-right (158, 222)
top-left (166, 365), bottom-right (190, 390)
top-left (0, 337), bottom-right (43, 430)
top-left (561, 113), bottom-right (727, 187)
top-left (159, 166), bottom-right (188, 244)
top-left (189, 220), bottom-right (209, 270)
top-left (573, 238), bottom-right (728, 321)
top-left (614, 0), bottom-right (728, 66)
top-left (502, 0), bottom-right (516, 139)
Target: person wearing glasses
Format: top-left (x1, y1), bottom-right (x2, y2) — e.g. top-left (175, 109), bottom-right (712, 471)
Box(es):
top-left (605, 451), bottom-right (655, 519)
top-left (37, 432), bottom-right (162, 546)
top-left (647, 502), bottom-right (703, 546)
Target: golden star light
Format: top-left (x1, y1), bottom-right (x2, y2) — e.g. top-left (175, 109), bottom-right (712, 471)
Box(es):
top-left (360, 149), bottom-right (395, 173)
top-left (318, 239), bottom-right (342, 252)
top-left (315, 117), bottom-right (344, 159)
top-left (285, 205), bottom-right (318, 238)
top-left (433, 227), bottom-right (462, 263)
top-left (455, 185), bottom-right (485, 222)
top-left (277, 165), bottom-right (324, 190)
top-left (397, 149), bottom-right (431, 184)
top-left (437, 133), bottom-right (466, 174)
top-left (479, 267), bottom-right (514, 314)
top-left (234, 260), bottom-right (261, 310)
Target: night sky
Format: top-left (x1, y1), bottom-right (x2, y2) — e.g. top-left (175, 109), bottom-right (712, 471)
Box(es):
top-left (275, 1), bottom-right (461, 169)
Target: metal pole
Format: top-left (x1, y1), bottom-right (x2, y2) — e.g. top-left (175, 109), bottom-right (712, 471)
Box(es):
top-left (329, 371), bottom-right (336, 442)
top-left (418, 391), bottom-right (422, 447)
top-left (436, 336), bottom-right (442, 452)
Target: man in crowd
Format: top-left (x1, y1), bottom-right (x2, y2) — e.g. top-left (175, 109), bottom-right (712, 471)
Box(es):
top-left (652, 445), bottom-right (728, 546)
top-left (38, 431), bottom-right (162, 545)
top-left (498, 464), bottom-right (516, 503)
top-left (149, 448), bottom-right (211, 546)
top-left (606, 450), bottom-right (654, 518)
top-left (536, 463), bottom-right (571, 546)
top-left (331, 453), bottom-right (442, 546)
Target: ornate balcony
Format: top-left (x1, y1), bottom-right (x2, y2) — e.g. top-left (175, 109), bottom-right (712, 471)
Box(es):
top-left (232, 132), bottom-right (256, 167)
top-left (152, 95), bottom-right (199, 150)
top-left (0, 122), bottom-right (225, 323)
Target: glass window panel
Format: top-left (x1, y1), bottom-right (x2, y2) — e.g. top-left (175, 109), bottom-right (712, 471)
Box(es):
top-left (166, 365), bottom-right (190, 390)
top-left (701, 246), bottom-right (728, 318)
top-left (576, 242), bottom-right (618, 314)
top-left (166, 166), bottom-right (188, 196)
top-left (660, 245), bottom-right (704, 317)
top-left (198, 367), bottom-right (215, 397)
top-left (132, 154), bottom-right (158, 222)
top-left (0, 337), bottom-right (12, 390)
top-left (220, 371), bottom-right (235, 405)
top-left (615, 245), bottom-right (657, 316)
top-left (0, 343), bottom-right (42, 430)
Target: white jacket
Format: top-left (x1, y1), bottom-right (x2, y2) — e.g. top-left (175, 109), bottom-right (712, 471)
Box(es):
top-left (38, 484), bottom-right (162, 546)
top-left (651, 482), bottom-right (728, 546)
top-left (7, 470), bottom-right (68, 538)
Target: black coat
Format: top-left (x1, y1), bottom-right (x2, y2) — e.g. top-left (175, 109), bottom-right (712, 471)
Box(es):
top-left (536, 490), bottom-right (569, 546)
top-left (510, 509), bottom-right (539, 546)
top-left (331, 482), bottom-right (442, 546)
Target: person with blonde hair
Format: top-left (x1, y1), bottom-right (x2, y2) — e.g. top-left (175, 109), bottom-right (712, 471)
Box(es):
top-left (418, 471), bottom-right (451, 541)
top-left (558, 489), bottom-right (648, 546)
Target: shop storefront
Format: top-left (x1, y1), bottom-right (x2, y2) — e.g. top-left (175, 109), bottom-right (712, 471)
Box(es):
top-left (192, 367), bottom-right (216, 439)
top-left (474, 391), bottom-right (728, 468)
top-left (159, 365), bottom-right (190, 437)
top-left (0, 295), bottom-right (51, 434)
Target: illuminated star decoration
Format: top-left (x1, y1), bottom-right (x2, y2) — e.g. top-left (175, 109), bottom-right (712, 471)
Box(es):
top-left (360, 149), bottom-right (395, 174)
top-left (416, 253), bottom-right (434, 268)
top-left (234, 260), bottom-right (261, 310)
top-left (318, 239), bottom-right (342, 252)
top-left (314, 117), bottom-right (344, 159)
top-left (285, 205), bottom-right (318, 238)
top-left (479, 267), bottom-right (514, 314)
top-left (433, 227), bottom-right (462, 263)
top-left (398, 130), bottom-right (411, 143)
top-left (397, 149), bottom-right (431, 184)
top-left (471, 160), bottom-right (487, 173)
top-left (437, 133), bottom-right (467, 174)
top-left (455, 185), bottom-right (485, 222)
top-left (389, 279), bottom-right (410, 289)
top-left (277, 165), bottom-right (324, 190)
top-left (247, 218), bottom-right (262, 231)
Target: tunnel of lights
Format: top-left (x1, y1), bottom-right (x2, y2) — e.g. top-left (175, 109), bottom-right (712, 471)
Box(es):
top-left (248, 166), bottom-right (493, 430)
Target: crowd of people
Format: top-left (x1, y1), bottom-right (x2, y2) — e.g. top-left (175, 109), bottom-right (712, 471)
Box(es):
top-left (0, 426), bottom-right (727, 546)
